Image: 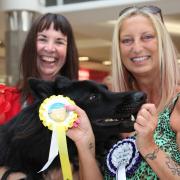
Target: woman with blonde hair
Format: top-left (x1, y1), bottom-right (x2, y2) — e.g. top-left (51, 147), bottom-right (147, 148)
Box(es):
top-left (105, 6), bottom-right (180, 179)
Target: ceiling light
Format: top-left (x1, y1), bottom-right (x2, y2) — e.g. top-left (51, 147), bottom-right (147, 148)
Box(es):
top-left (79, 56), bottom-right (89, 61)
top-left (102, 60), bottom-right (111, 65)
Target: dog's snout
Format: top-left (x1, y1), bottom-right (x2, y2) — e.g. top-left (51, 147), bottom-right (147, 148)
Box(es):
top-left (134, 91), bottom-right (147, 102)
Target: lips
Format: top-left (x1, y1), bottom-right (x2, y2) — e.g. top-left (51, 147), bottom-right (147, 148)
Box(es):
top-left (130, 55), bottom-right (150, 62)
top-left (40, 55), bottom-right (57, 63)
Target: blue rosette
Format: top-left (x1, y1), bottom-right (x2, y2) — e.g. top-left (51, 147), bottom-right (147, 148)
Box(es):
top-left (106, 136), bottom-right (142, 177)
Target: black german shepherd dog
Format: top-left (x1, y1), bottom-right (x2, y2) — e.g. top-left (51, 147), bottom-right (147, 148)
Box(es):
top-left (0, 76), bottom-right (146, 179)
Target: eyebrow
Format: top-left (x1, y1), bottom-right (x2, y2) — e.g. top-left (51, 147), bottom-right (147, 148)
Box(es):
top-left (37, 34), bottom-right (67, 42)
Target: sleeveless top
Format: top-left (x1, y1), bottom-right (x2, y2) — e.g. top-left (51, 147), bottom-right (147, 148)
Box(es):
top-left (104, 93), bottom-right (180, 180)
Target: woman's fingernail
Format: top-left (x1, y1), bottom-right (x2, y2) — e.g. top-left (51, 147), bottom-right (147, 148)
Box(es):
top-left (73, 122), bottom-right (78, 128)
top-left (76, 119), bottom-right (80, 124)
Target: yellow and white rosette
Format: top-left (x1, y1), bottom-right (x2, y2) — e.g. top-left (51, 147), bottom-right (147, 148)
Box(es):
top-left (38, 95), bottom-right (78, 180)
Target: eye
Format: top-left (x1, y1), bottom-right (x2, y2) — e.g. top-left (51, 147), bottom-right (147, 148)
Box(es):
top-left (56, 38), bottom-right (67, 46)
top-left (89, 94), bottom-right (96, 101)
top-left (37, 38), bottom-right (47, 42)
top-left (142, 34), bottom-right (155, 41)
top-left (121, 38), bottom-right (133, 46)
top-left (37, 34), bottom-right (47, 43)
top-left (55, 40), bottom-right (66, 45)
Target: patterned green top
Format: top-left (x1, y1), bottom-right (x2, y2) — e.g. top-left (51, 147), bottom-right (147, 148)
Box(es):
top-left (104, 93), bottom-right (180, 180)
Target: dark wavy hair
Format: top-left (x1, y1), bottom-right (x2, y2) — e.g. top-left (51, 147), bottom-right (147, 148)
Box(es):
top-left (18, 13), bottom-right (79, 101)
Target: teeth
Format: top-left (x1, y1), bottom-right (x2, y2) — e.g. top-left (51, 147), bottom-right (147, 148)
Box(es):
top-left (131, 56), bottom-right (148, 62)
top-left (131, 115), bottom-right (135, 121)
top-left (42, 56), bottom-right (55, 62)
top-left (105, 118), bottom-right (118, 122)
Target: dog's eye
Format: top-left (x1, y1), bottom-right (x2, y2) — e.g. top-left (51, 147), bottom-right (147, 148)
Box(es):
top-left (89, 94), bottom-right (96, 101)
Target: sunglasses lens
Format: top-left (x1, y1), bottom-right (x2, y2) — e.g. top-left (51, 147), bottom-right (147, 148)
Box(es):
top-left (119, 6), bottom-right (163, 22)
top-left (142, 6), bottom-right (163, 22)
top-left (142, 6), bottom-right (161, 14)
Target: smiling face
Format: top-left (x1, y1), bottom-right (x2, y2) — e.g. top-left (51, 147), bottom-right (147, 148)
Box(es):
top-left (36, 23), bottom-right (67, 81)
top-left (119, 15), bottom-right (159, 77)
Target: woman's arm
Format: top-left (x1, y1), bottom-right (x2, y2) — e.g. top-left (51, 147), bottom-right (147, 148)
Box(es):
top-left (0, 167), bottom-right (7, 179)
top-left (138, 143), bottom-right (180, 180)
top-left (135, 103), bottom-right (180, 180)
top-left (0, 167), bottom-right (26, 180)
top-left (76, 135), bottom-right (102, 180)
top-left (66, 105), bottom-right (103, 180)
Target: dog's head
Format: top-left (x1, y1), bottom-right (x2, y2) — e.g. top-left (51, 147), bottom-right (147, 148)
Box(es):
top-left (29, 76), bottom-right (146, 138)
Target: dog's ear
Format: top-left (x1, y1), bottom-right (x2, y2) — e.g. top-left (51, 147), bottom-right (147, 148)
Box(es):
top-left (101, 84), bottom-right (108, 90)
top-left (55, 75), bottom-right (73, 89)
top-left (28, 77), bottom-right (54, 99)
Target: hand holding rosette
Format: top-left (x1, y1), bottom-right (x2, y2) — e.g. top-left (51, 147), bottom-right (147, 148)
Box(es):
top-left (38, 95), bottom-right (78, 180)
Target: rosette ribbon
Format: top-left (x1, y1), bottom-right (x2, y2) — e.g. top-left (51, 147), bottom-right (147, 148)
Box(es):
top-left (38, 95), bottom-right (78, 180)
top-left (106, 136), bottom-right (142, 180)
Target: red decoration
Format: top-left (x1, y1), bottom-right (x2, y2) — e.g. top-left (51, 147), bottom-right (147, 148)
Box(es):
top-left (79, 68), bottom-right (108, 82)
top-left (0, 85), bottom-right (21, 125)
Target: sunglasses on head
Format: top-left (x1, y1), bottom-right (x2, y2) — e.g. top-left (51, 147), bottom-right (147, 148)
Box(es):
top-left (119, 5), bottom-right (164, 23)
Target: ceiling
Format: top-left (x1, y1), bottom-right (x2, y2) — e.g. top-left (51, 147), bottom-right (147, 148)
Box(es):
top-left (0, 0), bottom-right (180, 72)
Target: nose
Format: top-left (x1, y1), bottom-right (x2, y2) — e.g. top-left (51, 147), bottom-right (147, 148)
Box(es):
top-left (131, 40), bottom-right (143, 54)
top-left (134, 91), bottom-right (147, 103)
top-left (44, 42), bottom-right (56, 52)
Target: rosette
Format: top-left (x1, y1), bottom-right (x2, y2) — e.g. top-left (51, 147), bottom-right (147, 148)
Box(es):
top-left (106, 136), bottom-right (142, 179)
top-left (38, 95), bottom-right (78, 180)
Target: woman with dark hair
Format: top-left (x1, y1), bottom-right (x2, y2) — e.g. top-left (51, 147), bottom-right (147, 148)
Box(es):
top-left (0, 13), bottom-right (79, 125)
top-left (0, 13), bottom-right (102, 180)
top-left (19, 13), bottom-right (79, 102)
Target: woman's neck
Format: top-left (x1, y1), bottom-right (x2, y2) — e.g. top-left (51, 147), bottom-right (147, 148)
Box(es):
top-left (133, 77), bottom-right (161, 106)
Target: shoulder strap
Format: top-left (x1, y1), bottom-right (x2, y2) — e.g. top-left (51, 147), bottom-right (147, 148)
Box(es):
top-left (168, 92), bottom-right (180, 115)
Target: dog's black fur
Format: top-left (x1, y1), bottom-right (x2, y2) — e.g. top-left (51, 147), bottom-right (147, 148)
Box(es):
top-left (0, 76), bottom-right (146, 179)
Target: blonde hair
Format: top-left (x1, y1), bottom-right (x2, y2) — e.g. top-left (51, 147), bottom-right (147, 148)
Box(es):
top-left (111, 7), bottom-right (179, 112)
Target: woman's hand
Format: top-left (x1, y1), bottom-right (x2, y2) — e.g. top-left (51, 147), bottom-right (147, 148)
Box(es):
top-left (66, 105), bottom-right (95, 154)
top-left (134, 103), bottom-right (158, 152)
top-left (65, 105), bottom-right (103, 180)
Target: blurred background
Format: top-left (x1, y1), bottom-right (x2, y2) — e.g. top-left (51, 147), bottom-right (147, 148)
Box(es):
top-left (0, 0), bottom-right (179, 84)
